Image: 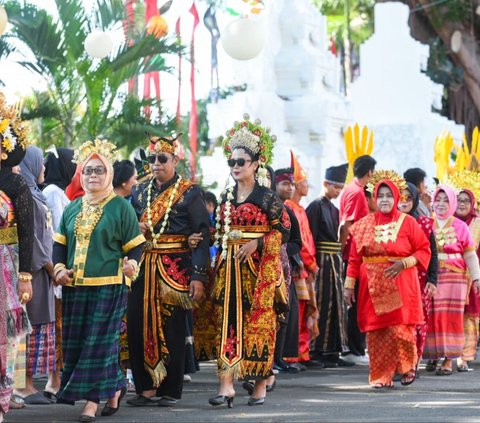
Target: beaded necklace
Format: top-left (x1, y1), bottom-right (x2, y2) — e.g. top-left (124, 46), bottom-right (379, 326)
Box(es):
top-left (146, 175), bottom-right (182, 246)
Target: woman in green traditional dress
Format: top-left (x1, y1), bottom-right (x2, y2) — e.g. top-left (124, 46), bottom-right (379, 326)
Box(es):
top-left (53, 139), bottom-right (145, 422)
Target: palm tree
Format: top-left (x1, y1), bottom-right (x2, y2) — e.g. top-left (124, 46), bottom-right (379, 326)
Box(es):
top-left (1, 0), bottom-right (181, 151)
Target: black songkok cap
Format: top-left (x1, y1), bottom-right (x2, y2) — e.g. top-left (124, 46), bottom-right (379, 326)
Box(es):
top-left (324, 163), bottom-right (348, 185)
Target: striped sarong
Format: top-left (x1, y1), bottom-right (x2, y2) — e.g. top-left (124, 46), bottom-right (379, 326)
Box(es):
top-left (27, 322), bottom-right (56, 375)
top-left (423, 268), bottom-right (467, 359)
top-left (461, 315), bottom-right (479, 361)
top-left (57, 285), bottom-right (127, 404)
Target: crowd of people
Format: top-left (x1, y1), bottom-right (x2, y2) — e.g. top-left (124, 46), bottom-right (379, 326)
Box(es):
top-left (1, 93), bottom-right (480, 422)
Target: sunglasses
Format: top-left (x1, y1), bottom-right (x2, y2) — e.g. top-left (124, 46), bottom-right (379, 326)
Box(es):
top-left (227, 158), bottom-right (252, 168)
top-left (82, 166), bottom-right (107, 176)
top-left (147, 154), bottom-right (170, 164)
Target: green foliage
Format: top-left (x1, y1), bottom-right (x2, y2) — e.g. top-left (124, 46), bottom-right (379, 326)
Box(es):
top-left (1, 0), bottom-right (181, 153)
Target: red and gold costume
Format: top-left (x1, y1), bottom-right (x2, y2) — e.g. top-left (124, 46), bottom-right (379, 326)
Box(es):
top-left (199, 184), bottom-right (290, 379)
top-left (346, 179), bottom-right (431, 386)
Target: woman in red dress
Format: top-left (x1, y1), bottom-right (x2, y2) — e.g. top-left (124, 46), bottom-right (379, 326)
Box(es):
top-left (345, 177), bottom-right (431, 388)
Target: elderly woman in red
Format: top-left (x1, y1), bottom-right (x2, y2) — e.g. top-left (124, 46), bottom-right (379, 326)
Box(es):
top-left (344, 174), bottom-right (431, 388)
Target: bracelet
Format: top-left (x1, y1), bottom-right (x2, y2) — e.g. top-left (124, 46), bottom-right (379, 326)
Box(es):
top-left (344, 276), bottom-right (356, 289)
top-left (53, 263), bottom-right (66, 279)
top-left (18, 273), bottom-right (32, 282)
top-left (401, 256), bottom-right (417, 269)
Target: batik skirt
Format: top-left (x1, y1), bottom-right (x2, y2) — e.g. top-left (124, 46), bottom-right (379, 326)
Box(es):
top-left (57, 284), bottom-right (127, 404)
top-left (26, 322), bottom-right (56, 376)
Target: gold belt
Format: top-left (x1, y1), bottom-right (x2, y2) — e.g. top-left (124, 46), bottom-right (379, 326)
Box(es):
top-left (316, 241), bottom-right (341, 254)
top-left (362, 256), bottom-right (404, 264)
top-left (144, 234), bottom-right (189, 252)
top-left (225, 231), bottom-right (267, 245)
top-left (0, 226), bottom-right (17, 245)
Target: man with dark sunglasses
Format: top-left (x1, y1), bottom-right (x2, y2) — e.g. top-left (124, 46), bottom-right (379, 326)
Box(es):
top-left (127, 133), bottom-right (210, 408)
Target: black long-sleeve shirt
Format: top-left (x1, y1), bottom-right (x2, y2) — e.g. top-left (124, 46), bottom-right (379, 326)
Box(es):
top-left (131, 173), bottom-right (210, 282)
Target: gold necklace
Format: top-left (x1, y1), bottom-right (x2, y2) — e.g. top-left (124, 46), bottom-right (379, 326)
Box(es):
top-left (146, 175), bottom-right (182, 246)
top-left (74, 194), bottom-right (113, 241)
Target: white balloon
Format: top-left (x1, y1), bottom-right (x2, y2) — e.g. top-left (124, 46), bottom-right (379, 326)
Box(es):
top-left (221, 16), bottom-right (266, 61)
top-left (0, 6), bottom-right (8, 37)
top-left (84, 30), bottom-right (113, 59)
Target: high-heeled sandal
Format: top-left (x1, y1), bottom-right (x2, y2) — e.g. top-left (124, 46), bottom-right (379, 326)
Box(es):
top-left (100, 386), bottom-right (127, 417)
top-left (208, 395), bottom-right (234, 408)
top-left (248, 396), bottom-right (265, 406)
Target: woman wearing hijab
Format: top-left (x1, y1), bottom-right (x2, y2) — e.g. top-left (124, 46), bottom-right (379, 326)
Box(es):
top-left (42, 147), bottom-right (76, 401)
top-left (15, 146), bottom-right (56, 405)
top-left (344, 176), bottom-right (431, 388)
top-left (398, 183), bottom-right (438, 369)
top-left (423, 186), bottom-right (480, 375)
top-left (0, 94), bottom-right (34, 423)
top-left (52, 139), bottom-right (145, 422)
top-left (43, 148), bottom-right (76, 231)
top-left (454, 189), bottom-right (480, 372)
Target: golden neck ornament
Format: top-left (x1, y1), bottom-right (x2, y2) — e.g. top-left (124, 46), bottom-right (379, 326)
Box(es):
top-left (374, 214), bottom-right (405, 244)
top-left (74, 193), bottom-right (114, 242)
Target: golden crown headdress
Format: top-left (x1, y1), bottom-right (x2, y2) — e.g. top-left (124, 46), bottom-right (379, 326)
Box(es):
top-left (344, 123), bottom-right (374, 183)
top-left (73, 138), bottom-right (121, 165)
top-left (223, 113), bottom-right (277, 187)
top-left (366, 169), bottom-right (408, 197)
top-left (146, 132), bottom-right (181, 156)
top-left (445, 170), bottom-right (480, 202)
top-left (0, 93), bottom-right (30, 154)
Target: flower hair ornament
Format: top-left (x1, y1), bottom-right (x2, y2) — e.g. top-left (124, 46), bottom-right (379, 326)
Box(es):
top-left (0, 93), bottom-right (30, 162)
top-left (73, 138), bottom-right (121, 165)
top-left (366, 169), bottom-right (408, 199)
top-left (223, 113), bottom-right (276, 187)
top-left (146, 131), bottom-right (182, 156)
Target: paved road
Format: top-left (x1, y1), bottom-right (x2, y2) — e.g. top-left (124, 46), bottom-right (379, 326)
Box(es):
top-left (7, 360), bottom-right (480, 422)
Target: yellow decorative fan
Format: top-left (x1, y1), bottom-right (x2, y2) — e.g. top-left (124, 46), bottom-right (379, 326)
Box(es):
top-left (344, 123), bottom-right (374, 183)
top-left (434, 127), bottom-right (480, 182)
top-left (446, 169), bottom-right (480, 202)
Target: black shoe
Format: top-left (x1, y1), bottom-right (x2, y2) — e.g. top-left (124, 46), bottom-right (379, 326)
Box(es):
top-left (156, 396), bottom-right (178, 407)
top-left (242, 381), bottom-right (254, 396)
top-left (248, 396), bottom-right (265, 406)
top-left (290, 362), bottom-right (307, 372)
top-left (266, 379), bottom-right (276, 393)
top-left (79, 415), bottom-right (95, 423)
top-left (126, 394), bottom-right (156, 407)
top-left (209, 395), bottom-right (234, 408)
top-left (301, 360), bottom-right (325, 369)
top-left (273, 361), bottom-right (300, 374)
top-left (101, 386), bottom-right (127, 417)
top-left (43, 390), bottom-right (57, 403)
top-left (321, 360), bottom-right (339, 368)
top-left (336, 358), bottom-right (355, 367)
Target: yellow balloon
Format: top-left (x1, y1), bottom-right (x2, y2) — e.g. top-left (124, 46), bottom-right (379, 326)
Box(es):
top-left (0, 6), bottom-right (8, 36)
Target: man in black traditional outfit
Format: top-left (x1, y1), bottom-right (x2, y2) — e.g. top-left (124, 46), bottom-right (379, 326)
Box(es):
top-left (306, 164), bottom-right (354, 368)
top-left (127, 133), bottom-right (210, 407)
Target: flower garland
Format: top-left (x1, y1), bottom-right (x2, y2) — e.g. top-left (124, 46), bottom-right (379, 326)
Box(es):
top-left (146, 175), bottom-right (183, 246)
top-left (214, 177), bottom-right (234, 261)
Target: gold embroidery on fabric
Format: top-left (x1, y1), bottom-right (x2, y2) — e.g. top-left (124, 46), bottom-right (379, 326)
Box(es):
top-left (374, 213), bottom-right (406, 244)
top-left (72, 193), bottom-right (116, 285)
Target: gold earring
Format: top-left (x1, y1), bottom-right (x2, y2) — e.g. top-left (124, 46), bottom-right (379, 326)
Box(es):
top-left (1, 153), bottom-right (7, 160)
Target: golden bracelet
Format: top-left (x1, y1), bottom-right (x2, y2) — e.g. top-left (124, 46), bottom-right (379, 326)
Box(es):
top-left (402, 256), bottom-right (417, 269)
top-left (18, 273), bottom-right (32, 282)
top-left (53, 263), bottom-right (66, 278)
top-left (344, 276), bottom-right (356, 289)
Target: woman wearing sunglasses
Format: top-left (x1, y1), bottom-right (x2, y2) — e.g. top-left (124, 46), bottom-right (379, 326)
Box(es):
top-left (52, 139), bottom-right (145, 422)
top-left (198, 115), bottom-right (290, 407)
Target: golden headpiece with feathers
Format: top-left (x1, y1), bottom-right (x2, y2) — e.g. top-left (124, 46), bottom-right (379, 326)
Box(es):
top-left (0, 92), bottom-right (30, 156)
top-left (445, 170), bottom-right (480, 202)
top-left (73, 138), bottom-right (121, 165)
top-left (344, 123), bottom-right (374, 183)
top-left (366, 169), bottom-right (408, 198)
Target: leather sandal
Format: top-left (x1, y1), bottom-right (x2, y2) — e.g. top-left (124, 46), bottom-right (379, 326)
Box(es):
top-left (400, 370), bottom-right (416, 386)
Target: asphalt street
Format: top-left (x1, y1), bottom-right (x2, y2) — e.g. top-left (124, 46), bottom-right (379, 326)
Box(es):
top-left (7, 360), bottom-right (480, 423)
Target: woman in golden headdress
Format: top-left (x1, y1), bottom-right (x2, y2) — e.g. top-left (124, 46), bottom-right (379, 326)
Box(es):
top-left (52, 139), bottom-right (145, 422)
top-left (200, 114), bottom-right (290, 407)
top-left (344, 172), bottom-right (431, 388)
top-left (0, 93), bottom-right (34, 423)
